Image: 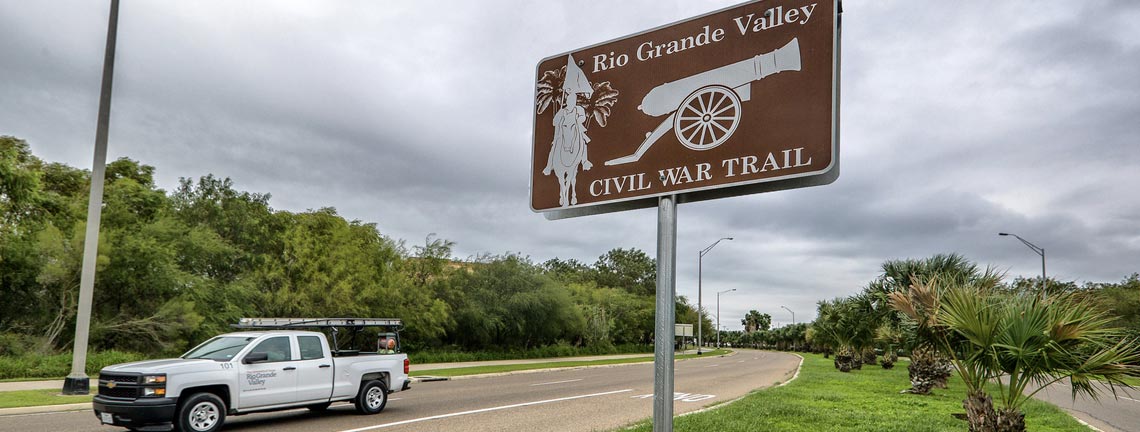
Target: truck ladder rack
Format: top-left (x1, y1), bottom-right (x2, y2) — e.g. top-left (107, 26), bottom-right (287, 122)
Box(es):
top-left (233, 318), bottom-right (402, 328)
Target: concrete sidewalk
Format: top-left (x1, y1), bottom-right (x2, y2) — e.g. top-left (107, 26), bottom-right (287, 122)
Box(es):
top-left (0, 380), bottom-right (63, 392)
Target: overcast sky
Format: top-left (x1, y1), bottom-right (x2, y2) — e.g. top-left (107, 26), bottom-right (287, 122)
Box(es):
top-left (3, 1), bottom-right (1138, 329)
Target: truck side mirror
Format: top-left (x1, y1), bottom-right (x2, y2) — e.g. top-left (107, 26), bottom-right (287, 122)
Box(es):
top-left (243, 352), bottom-right (269, 364)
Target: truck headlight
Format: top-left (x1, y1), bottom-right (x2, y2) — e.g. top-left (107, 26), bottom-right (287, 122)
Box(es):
top-left (141, 374), bottom-right (167, 397)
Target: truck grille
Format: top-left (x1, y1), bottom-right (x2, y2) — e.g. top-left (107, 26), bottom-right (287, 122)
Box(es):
top-left (98, 374), bottom-right (140, 399)
top-left (98, 385), bottom-right (138, 399)
top-left (100, 374), bottom-right (139, 384)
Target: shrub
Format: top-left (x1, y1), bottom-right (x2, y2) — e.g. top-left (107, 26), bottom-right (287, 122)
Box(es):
top-left (0, 351), bottom-right (148, 380)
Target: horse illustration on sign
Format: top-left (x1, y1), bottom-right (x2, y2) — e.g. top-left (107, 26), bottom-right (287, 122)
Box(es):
top-left (537, 55), bottom-right (620, 207)
top-left (605, 38), bottom-right (802, 166)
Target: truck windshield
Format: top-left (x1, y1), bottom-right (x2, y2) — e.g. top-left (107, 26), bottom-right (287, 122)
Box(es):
top-left (183, 336), bottom-right (257, 361)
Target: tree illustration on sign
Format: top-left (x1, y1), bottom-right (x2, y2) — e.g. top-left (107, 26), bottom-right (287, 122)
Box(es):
top-left (537, 56), bottom-right (619, 207)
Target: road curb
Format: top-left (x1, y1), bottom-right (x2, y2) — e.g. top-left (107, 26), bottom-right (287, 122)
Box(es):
top-left (0, 402), bottom-right (91, 417)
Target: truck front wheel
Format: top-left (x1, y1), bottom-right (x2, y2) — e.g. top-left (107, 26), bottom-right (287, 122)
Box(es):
top-left (354, 380), bottom-right (388, 414)
top-left (176, 392), bottom-right (226, 432)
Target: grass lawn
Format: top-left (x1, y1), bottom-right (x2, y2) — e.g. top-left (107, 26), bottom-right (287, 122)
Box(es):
top-left (0, 389), bottom-right (92, 409)
top-left (415, 349), bottom-right (730, 377)
top-left (620, 353), bottom-right (1091, 432)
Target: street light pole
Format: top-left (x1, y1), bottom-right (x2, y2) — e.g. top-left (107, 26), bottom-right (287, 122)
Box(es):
top-left (780, 305), bottom-right (795, 351)
top-left (998, 233), bottom-right (1046, 293)
top-left (716, 288), bottom-right (736, 349)
top-left (64, 0), bottom-right (120, 395)
top-left (697, 237), bottom-right (732, 355)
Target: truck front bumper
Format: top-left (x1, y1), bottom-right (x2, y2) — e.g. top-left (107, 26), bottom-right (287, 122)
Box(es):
top-left (93, 395), bottom-right (177, 431)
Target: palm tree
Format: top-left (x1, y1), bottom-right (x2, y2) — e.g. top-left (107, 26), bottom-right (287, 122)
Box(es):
top-left (938, 284), bottom-right (1140, 432)
top-left (535, 66), bottom-right (619, 128)
top-left (888, 276), bottom-right (955, 393)
top-left (579, 81), bottom-right (619, 128)
top-left (535, 66), bottom-right (566, 115)
top-left (880, 254), bottom-right (1003, 391)
top-left (815, 296), bottom-right (876, 372)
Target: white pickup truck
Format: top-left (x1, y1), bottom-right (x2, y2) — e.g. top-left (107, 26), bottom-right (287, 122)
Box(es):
top-left (92, 318), bottom-right (411, 432)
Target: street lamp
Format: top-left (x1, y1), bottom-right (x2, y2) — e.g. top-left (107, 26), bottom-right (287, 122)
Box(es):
top-left (716, 288), bottom-right (736, 349)
top-left (697, 237), bottom-right (733, 355)
top-left (780, 305), bottom-right (795, 351)
top-left (65, 0), bottom-right (120, 396)
top-left (998, 232), bottom-right (1046, 293)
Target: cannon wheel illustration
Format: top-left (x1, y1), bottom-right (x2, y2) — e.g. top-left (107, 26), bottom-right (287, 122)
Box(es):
top-left (673, 85), bottom-right (742, 151)
top-left (605, 38), bottom-right (801, 166)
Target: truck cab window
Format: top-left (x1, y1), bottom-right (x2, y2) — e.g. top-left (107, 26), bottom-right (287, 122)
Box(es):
top-left (298, 335), bottom-right (325, 360)
top-left (250, 336), bottom-right (292, 362)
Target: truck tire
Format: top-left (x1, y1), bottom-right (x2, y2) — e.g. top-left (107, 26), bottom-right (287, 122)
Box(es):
top-left (175, 392), bottom-right (226, 432)
top-left (354, 380), bottom-right (388, 414)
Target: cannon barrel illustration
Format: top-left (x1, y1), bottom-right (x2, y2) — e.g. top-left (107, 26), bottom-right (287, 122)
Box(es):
top-left (606, 38), bottom-right (801, 166)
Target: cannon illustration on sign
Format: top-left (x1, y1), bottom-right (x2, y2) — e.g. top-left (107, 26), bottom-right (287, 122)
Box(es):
top-left (605, 38), bottom-right (802, 166)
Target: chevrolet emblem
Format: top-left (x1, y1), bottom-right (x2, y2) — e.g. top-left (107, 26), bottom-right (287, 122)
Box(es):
top-left (106, 381), bottom-right (116, 389)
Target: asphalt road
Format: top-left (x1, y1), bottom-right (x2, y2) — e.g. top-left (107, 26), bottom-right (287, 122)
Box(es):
top-left (1030, 380), bottom-right (1140, 432)
top-left (0, 349), bottom-right (800, 432)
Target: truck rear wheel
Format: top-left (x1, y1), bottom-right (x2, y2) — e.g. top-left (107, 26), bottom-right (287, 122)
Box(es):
top-left (354, 380), bottom-right (388, 414)
top-left (175, 392), bottom-right (226, 432)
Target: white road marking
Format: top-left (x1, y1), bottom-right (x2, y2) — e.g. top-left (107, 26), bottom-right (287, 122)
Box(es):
top-left (530, 378), bottom-right (583, 386)
top-left (704, 364), bottom-right (720, 368)
top-left (1121, 396), bottom-right (1139, 403)
top-left (337, 389), bottom-right (633, 432)
top-left (737, 360), bottom-right (745, 363)
top-left (631, 392), bottom-right (716, 402)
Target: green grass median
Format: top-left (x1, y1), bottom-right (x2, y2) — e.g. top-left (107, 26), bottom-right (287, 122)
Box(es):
top-left (415, 349), bottom-right (729, 377)
top-left (620, 353), bottom-right (1089, 432)
top-left (0, 389), bottom-right (93, 409)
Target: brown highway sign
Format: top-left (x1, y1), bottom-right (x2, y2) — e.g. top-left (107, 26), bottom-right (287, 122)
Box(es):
top-left (531, 0), bottom-right (840, 219)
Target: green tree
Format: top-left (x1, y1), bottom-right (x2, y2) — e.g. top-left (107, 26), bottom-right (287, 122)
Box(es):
top-left (0, 136), bottom-right (44, 227)
top-left (592, 248), bottom-right (656, 296)
top-left (741, 310), bottom-right (771, 333)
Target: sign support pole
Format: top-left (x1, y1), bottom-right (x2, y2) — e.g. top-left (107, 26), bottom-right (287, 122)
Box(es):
top-left (652, 195), bottom-right (677, 432)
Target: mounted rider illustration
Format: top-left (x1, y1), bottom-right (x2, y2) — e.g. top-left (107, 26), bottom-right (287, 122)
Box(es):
top-left (537, 55), bottom-right (619, 207)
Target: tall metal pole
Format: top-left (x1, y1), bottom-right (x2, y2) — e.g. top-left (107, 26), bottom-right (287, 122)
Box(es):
top-left (63, 0), bottom-right (119, 395)
top-left (781, 305), bottom-right (795, 351)
top-left (696, 237), bottom-right (731, 355)
top-left (697, 251), bottom-right (702, 354)
top-left (652, 196), bottom-right (677, 432)
top-left (716, 288), bottom-right (734, 349)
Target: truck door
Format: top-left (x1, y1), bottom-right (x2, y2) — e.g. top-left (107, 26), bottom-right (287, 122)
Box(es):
top-left (295, 334), bottom-right (334, 403)
top-left (238, 335), bottom-right (299, 408)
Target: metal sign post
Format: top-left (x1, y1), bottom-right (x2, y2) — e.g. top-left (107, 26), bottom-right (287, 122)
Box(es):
top-left (652, 195), bottom-right (677, 432)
